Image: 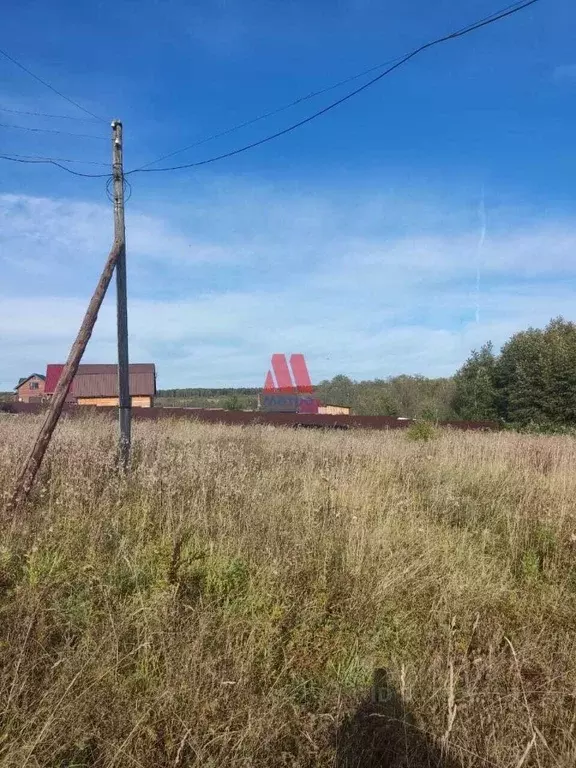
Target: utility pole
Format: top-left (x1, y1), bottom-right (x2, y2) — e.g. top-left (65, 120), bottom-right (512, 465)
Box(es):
top-left (112, 120), bottom-right (131, 468)
top-left (4, 240), bottom-right (123, 518)
top-left (4, 121), bottom-right (131, 516)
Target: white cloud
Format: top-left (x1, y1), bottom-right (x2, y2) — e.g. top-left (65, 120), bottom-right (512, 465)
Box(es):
top-left (1, 185), bottom-right (576, 389)
top-left (0, 194), bottom-right (238, 280)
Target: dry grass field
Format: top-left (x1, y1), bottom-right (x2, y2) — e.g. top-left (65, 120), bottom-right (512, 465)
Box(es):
top-left (1, 414), bottom-right (576, 767)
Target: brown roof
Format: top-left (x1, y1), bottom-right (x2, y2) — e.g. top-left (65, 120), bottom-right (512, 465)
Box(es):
top-left (45, 363), bottom-right (156, 398)
top-left (15, 373), bottom-right (45, 390)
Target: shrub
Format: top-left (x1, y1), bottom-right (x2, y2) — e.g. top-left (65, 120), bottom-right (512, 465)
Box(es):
top-left (405, 420), bottom-right (438, 442)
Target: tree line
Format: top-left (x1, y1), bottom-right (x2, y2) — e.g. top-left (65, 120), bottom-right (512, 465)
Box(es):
top-left (157, 379), bottom-right (456, 417)
top-left (454, 317), bottom-right (576, 426)
top-left (158, 318), bottom-right (576, 426)
top-left (314, 374), bottom-right (456, 419)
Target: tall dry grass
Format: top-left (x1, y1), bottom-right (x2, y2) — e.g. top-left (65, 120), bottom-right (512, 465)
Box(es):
top-left (1, 414), bottom-right (576, 767)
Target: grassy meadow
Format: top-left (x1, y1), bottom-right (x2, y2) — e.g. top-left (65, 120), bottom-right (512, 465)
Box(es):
top-left (1, 414), bottom-right (576, 767)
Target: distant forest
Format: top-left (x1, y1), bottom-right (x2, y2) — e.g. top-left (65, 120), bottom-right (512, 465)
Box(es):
top-left (158, 318), bottom-right (576, 427)
top-left (157, 376), bottom-right (455, 417)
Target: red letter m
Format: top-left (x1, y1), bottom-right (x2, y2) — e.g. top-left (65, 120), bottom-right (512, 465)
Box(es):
top-left (263, 354), bottom-right (313, 394)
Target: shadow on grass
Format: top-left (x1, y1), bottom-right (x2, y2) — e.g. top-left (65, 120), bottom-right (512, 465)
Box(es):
top-left (335, 669), bottom-right (463, 768)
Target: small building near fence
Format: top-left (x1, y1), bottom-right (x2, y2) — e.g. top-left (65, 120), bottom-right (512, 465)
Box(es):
top-left (44, 363), bottom-right (156, 407)
top-left (318, 404), bottom-right (351, 415)
top-left (15, 373), bottom-right (46, 403)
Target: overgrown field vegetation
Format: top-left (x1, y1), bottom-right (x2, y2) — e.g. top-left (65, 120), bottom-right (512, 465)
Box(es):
top-left (2, 415), bottom-right (576, 767)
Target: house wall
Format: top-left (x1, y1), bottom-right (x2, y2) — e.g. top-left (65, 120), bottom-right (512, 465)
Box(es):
top-left (76, 396), bottom-right (153, 408)
top-left (318, 404), bottom-right (351, 415)
top-left (17, 376), bottom-right (45, 403)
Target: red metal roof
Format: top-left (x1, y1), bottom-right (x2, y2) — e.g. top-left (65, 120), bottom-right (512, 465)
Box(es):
top-left (45, 365), bottom-right (66, 395)
top-left (44, 364), bottom-right (156, 398)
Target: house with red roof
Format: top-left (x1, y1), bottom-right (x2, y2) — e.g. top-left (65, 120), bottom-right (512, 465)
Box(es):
top-left (44, 363), bottom-right (156, 408)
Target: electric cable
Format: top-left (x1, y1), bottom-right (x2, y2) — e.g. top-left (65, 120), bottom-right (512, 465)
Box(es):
top-left (0, 153), bottom-right (110, 178)
top-left (0, 46), bottom-right (107, 123)
top-left (0, 0), bottom-right (540, 180)
top-left (0, 105), bottom-right (101, 123)
top-left (0, 151), bottom-right (108, 166)
top-left (0, 121), bottom-right (106, 140)
top-left (131, 0), bottom-right (539, 174)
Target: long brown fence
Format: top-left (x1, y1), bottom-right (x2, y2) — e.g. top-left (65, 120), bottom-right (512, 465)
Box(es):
top-left (1, 402), bottom-right (498, 431)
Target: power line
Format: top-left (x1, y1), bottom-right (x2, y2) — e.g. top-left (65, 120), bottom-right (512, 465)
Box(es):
top-left (129, 0), bottom-right (540, 175)
top-left (0, 151), bottom-right (109, 166)
top-left (0, 46), bottom-right (107, 123)
top-left (0, 0), bottom-right (540, 181)
top-left (0, 153), bottom-right (109, 178)
top-left (0, 105), bottom-right (101, 123)
top-left (137, 0), bottom-right (530, 171)
top-left (0, 121), bottom-right (107, 140)
top-left (135, 53), bottom-right (406, 171)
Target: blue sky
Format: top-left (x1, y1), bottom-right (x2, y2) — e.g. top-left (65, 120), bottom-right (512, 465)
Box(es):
top-left (1, 0), bottom-right (574, 388)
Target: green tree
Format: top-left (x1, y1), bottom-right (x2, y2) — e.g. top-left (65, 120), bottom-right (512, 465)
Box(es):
top-left (454, 318), bottom-right (576, 427)
top-left (315, 375), bottom-right (355, 407)
top-left (495, 328), bottom-right (549, 425)
top-left (453, 342), bottom-right (498, 421)
top-left (541, 317), bottom-right (576, 424)
top-left (354, 382), bottom-right (398, 416)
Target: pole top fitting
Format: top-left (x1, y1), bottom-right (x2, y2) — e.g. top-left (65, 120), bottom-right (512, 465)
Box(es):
top-left (111, 119), bottom-right (122, 129)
